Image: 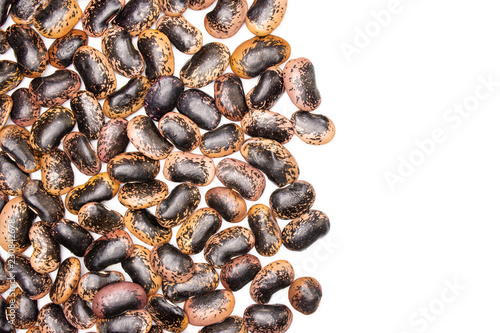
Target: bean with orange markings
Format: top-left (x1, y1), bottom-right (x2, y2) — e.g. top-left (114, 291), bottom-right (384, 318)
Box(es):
top-left (6, 24), bottom-right (48, 78)
top-left (63, 132), bottom-right (101, 176)
top-left (103, 76), bottom-right (151, 118)
top-left (245, 66), bottom-right (284, 111)
top-left (156, 15), bottom-right (203, 55)
top-left (163, 151), bottom-right (215, 186)
top-left (288, 277), bottom-right (322, 315)
top-left (127, 114), bottom-right (173, 160)
top-left (107, 152), bottom-right (160, 184)
top-left (176, 207), bottom-right (222, 255)
top-left (121, 245), bottom-right (162, 296)
top-left (118, 179), bottom-right (168, 209)
top-left (150, 242), bottom-right (195, 283)
top-left (144, 75), bottom-right (184, 121)
top-left (0, 197), bottom-right (36, 254)
top-left (220, 254), bottom-right (261, 291)
top-left (62, 294), bottom-right (96, 330)
top-left (291, 110), bottom-right (336, 145)
top-left (6, 287), bottom-right (38, 329)
top-left (177, 89), bottom-right (221, 130)
top-left (92, 281), bottom-right (147, 319)
top-left (204, 226), bottom-right (255, 268)
top-left (214, 73), bottom-right (248, 121)
top-left (200, 316), bottom-right (247, 333)
top-left (49, 257), bottom-right (81, 305)
top-left (246, 0), bottom-right (287, 36)
top-left (215, 158), bottom-right (266, 201)
top-left (180, 42), bottom-right (230, 88)
top-left (22, 179), bottom-right (64, 226)
top-left (184, 289), bottom-right (235, 326)
top-left (82, 0), bottom-right (123, 37)
top-left (159, 0), bottom-right (188, 16)
top-left (247, 204), bottom-right (281, 256)
top-left (83, 230), bottom-right (133, 272)
top-left (29, 221), bottom-right (61, 274)
top-left (48, 30), bottom-right (88, 69)
top-left (78, 271), bottom-right (124, 303)
top-left (205, 186), bottom-right (247, 223)
top-left (282, 210), bottom-right (330, 251)
top-left (40, 150), bottom-right (74, 196)
top-left (0, 125), bottom-right (40, 173)
top-left (29, 106), bottom-right (76, 154)
top-left (158, 112), bottom-right (201, 152)
top-left (124, 209), bottom-right (173, 246)
top-left (102, 26), bottom-right (144, 78)
top-left (137, 29), bottom-right (175, 82)
top-left (146, 294), bottom-right (189, 332)
top-left (32, 0), bottom-right (81, 38)
top-left (200, 123), bottom-right (245, 158)
top-left (241, 110), bottom-right (293, 144)
top-left (243, 304), bottom-right (292, 333)
top-left (8, 254), bottom-right (52, 300)
top-left (10, 88), bottom-right (40, 127)
top-left (269, 180), bottom-right (315, 219)
top-left (155, 183), bottom-right (201, 228)
top-left (0, 60), bottom-right (22, 95)
top-left (70, 90), bottom-right (106, 141)
top-left (250, 260), bottom-right (294, 304)
top-left (97, 118), bottom-right (129, 163)
top-left (78, 202), bottom-right (124, 234)
top-left (96, 309), bottom-right (152, 333)
top-left (111, 0), bottom-right (160, 37)
top-left (205, 0), bottom-right (248, 39)
top-left (73, 46), bottom-right (116, 99)
top-left (38, 303), bottom-right (77, 333)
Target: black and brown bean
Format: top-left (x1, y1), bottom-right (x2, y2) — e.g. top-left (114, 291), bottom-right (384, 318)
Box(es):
top-left (177, 89), bottom-right (221, 130)
top-left (97, 118), bottom-right (129, 163)
top-left (92, 281), bottom-right (147, 319)
top-left (0, 0), bottom-right (11, 26)
top-left (0, 197), bottom-right (35, 253)
top-left (48, 30), bottom-right (88, 69)
top-left (95, 309), bottom-right (152, 333)
top-left (33, 0), bottom-right (81, 38)
top-left (158, 112), bottom-right (201, 152)
top-left (245, 66), bottom-right (284, 111)
top-left (64, 172), bottom-right (120, 214)
top-left (0, 296), bottom-right (14, 333)
top-left (0, 60), bottom-right (23, 95)
top-left (49, 257), bottom-right (81, 305)
top-left (6, 287), bottom-right (38, 329)
top-left (0, 94), bottom-right (11, 129)
top-left (22, 179), bottom-right (65, 226)
top-left (205, 0), bottom-right (247, 39)
top-left (162, 262), bottom-right (219, 303)
top-left (84, 229), bottom-right (133, 272)
top-left (137, 29), bottom-right (175, 82)
top-left (63, 132), bottom-right (101, 176)
top-left (0, 29), bottom-right (7, 54)
top-left (103, 75), bottom-right (151, 118)
top-left (200, 316), bottom-right (248, 333)
top-left (62, 294), bottom-right (96, 330)
top-left (200, 123), bottom-right (245, 158)
top-left (144, 75), bottom-right (184, 121)
top-left (150, 241), bottom-right (195, 283)
top-left (214, 73), bottom-right (248, 121)
top-left (78, 202), bottom-right (124, 235)
top-left (184, 289), bottom-right (235, 327)
top-left (111, 0), bottom-right (160, 37)
top-left (247, 204), bottom-right (281, 256)
top-left (243, 304), bottom-right (292, 333)
top-left (73, 46), bottom-right (117, 99)
top-left (250, 260), bottom-right (294, 304)
top-left (7, 254), bottom-right (52, 300)
top-left (82, 0), bottom-right (124, 37)
top-left (6, 24), bottom-right (48, 78)
top-left (230, 35), bottom-right (291, 79)
top-left (121, 245), bottom-right (162, 296)
top-left (188, 0), bottom-right (215, 10)
top-left (50, 219), bottom-right (94, 257)
top-left (0, 190), bottom-right (6, 211)
top-left (204, 226), bottom-right (256, 269)
top-left (0, 256), bottom-right (9, 293)
top-left (180, 42), bottom-right (231, 88)
top-left (176, 207), bottom-right (222, 255)
top-left (146, 294), bottom-right (188, 333)
top-left (288, 277), bottom-right (322, 315)
top-left (27, 326), bottom-right (42, 333)
top-left (124, 209), bottom-right (172, 246)
top-left (78, 271), bottom-right (125, 303)
top-left (155, 182), bottom-right (201, 228)
top-left (283, 58), bottom-right (322, 111)
top-left (246, 0), bottom-right (287, 36)
top-left (0, 125), bottom-right (41, 173)
top-left (40, 149), bottom-right (74, 196)
top-left (0, 152), bottom-right (30, 196)
top-left (156, 15), bottom-right (203, 55)
top-left (102, 26), bottom-right (144, 78)
top-left (29, 106), bottom-right (76, 154)
top-left (70, 91), bottom-right (105, 141)
top-left (291, 110), bottom-right (336, 145)
top-left (163, 151), bottom-right (215, 186)
top-left (29, 69), bottom-right (81, 108)
top-left (10, 0), bottom-right (45, 25)
top-left (282, 209), bottom-right (330, 251)
top-left (118, 179), bottom-right (168, 209)
top-left (158, 0), bottom-right (188, 16)
top-left (220, 254), bottom-right (261, 291)
top-left (269, 180), bottom-right (315, 219)
top-left (127, 114), bottom-right (173, 160)
top-left (240, 137), bottom-right (299, 187)
top-left (10, 88), bottom-right (40, 127)
top-left (107, 152), bottom-right (159, 183)
top-left (205, 186), bottom-right (247, 223)
top-left (29, 221), bottom-right (61, 274)
top-left (38, 303), bottom-right (77, 333)
top-left (215, 158), bottom-right (266, 201)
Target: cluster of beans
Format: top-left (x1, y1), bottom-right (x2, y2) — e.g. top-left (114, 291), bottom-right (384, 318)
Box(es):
top-left (0, 0), bottom-right (336, 332)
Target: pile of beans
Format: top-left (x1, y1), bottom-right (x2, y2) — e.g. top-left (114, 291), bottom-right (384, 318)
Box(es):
top-left (0, 0), bottom-right (336, 332)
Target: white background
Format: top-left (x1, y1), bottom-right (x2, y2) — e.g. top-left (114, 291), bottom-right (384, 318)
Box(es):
top-left (1, 0), bottom-right (499, 332)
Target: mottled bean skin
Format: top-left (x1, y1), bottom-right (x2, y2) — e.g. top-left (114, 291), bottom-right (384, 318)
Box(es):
top-left (8, 254), bottom-right (52, 300)
top-left (246, 0), bottom-right (287, 36)
top-left (30, 69), bottom-right (81, 107)
top-left (0, 29), bottom-right (7, 53)
top-left (180, 42), bottom-right (230, 88)
top-left (220, 254), bottom-right (261, 291)
top-left (230, 35), bottom-right (290, 79)
top-left (163, 151), bottom-right (215, 186)
top-left (204, 226), bottom-right (255, 268)
top-left (162, 263), bottom-right (219, 303)
top-left (48, 30), bottom-right (88, 69)
top-left (111, 0), bottom-right (160, 37)
top-left (240, 137), bottom-right (299, 187)
top-left (156, 15), bottom-right (202, 54)
top-left (6, 287), bottom-right (38, 329)
top-left (176, 207), bottom-right (222, 255)
top-left (158, 112), bottom-right (201, 152)
top-left (0, 197), bottom-right (35, 253)
top-left (291, 110), bottom-right (335, 145)
top-left (97, 118), bottom-right (129, 163)
top-left (247, 204), bottom-right (281, 256)
top-left (121, 245), bottom-right (162, 296)
top-left (82, 0), bottom-right (123, 37)
top-left (73, 46), bottom-right (117, 99)
top-left (269, 180), bottom-right (315, 219)
top-left (62, 294), bottom-right (96, 329)
top-left (22, 179), bottom-right (64, 226)
top-left (33, 0), bottom-right (81, 38)
top-left (205, 0), bottom-right (247, 39)
top-left (200, 123), bottom-right (245, 158)
top-left (118, 179), bottom-right (168, 209)
top-left (10, 88), bottom-right (39, 127)
top-left (184, 289), bottom-right (235, 326)
top-left (138, 29), bottom-right (175, 82)
top-left (205, 186), bottom-right (247, 223)
top-left (0, 60), bottom-right (23, 95)
top-left (200, 316), bottom-right (248, 333)
top-left (146, 294), bottom-right (188, 333)
top-left (159, 0), bottom-right (188, 16)
top-left (50, 219), bottom-right (93, 257)
top-left (103, 76), bottom-right (151, 118)
top-left (0, 296), bottom-right (14, 333)
top-left (243, 304), bottom-right (292, 333)
top-left (6, 24), bottom-right (48, 78)
top-left (124, 209), bottom-right (172, 246)
top-left (214, 73), bottom-right (248, 121)
top-left (246, 66), bottom-right (284, 110)
top-left (0, 94), bottom-right (11, 129)
top-left (38, 303), bottom-right (77, 333)
top-left (215, 158), bottom-right (266, 201)
top-left (29, 221), bottom-right (61, 274)
top-left (127, 114), bottom-right (173, 160)
top-left (250, 260), bottom-right (294, 304)
top-left (0, 125), bottom-right (40, 173)
top-left (107, 152), bottom-right (159, 183)
top-left (0, 0), bottom-right (9, 26)
top-left (78, 271), bottom-right (125, 303)
top-left (102, 26), bottom-right (144, 78)
top-left (144, 75), bottom-right (184, 121)
top-left (283, 58), bottom-right (321, 111)
top-left (177, 89), bottom-right (221, 130)
top-left (288, 277), bottom-right (322, 315)
top-left (96, 309), bottom-right (152, 333)
top-left (84, 230), bottom-right (133, 272)
top-left (282, 210), bottom-right (330, 251)
top-left (49, 257), bottom-right (81, 305)
top-left (63, 132), bottom-right (101, 176)
top-left (10, 0), bottom-right (45, 25)
top-left (92, 281), bottom-right (147, 319)
top-left (150, 242), bottom-right (195, 283)
top-left (70, 91), bottom-right (105, 141)
top-left (78, 202), bottom-right (124, 234)
top-left (0, 256), bottom-right (9, 293)
top-left (30, 106), bottom-right (76, 154)
top-left (155, 183), bottom-right (201, 228)
top-left (0, 152), bottom-right (30, 196)
top-left (188, 0), bottom-right (215, 10)
top-left (40, 150), bottom-right (74, 196)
